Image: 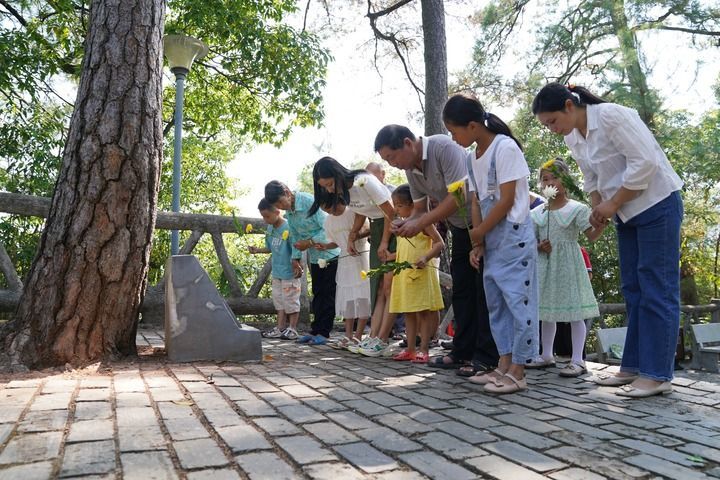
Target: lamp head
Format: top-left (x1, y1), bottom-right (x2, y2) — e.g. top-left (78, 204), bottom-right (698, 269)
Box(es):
top-left (163, 34), bottom-right (208, 74)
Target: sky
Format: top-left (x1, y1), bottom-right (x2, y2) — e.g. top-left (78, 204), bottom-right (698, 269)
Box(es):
top-left (227, 2), bottom-right (720, 216)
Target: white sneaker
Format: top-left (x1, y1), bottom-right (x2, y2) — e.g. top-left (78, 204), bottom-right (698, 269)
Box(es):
top-left (360, 339), bottom-right (389, 357)
top-left (347, 337), bottom-right (368, 354)
top-left (262, 327), bottom-right (283, 338)
top-left (280, 327), bottom-right (298, 340)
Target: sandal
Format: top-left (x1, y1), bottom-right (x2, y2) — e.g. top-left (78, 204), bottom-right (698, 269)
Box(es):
top-left (427, 355), bottom-right (461, 370)
top-left (411, 352), bottom-right (429, 364)
top-left (308, 335), bottom-right (327, 345)
top-left (297, 334), bottom-right (314, 344)
top-left (468, 368), bottom-right (504, 385)
top-left (329, 336), bottom-right (351, 350)
top-left (392, 350), bottom-right (415, 361)
top-left (456, 362), bottom-right (494, 377)
top-left (484, 373), bottom-right (527, 394)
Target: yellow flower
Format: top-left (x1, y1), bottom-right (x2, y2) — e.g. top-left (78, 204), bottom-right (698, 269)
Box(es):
top-left (281, 230), bottom-right (289, 240)
top-left (447, 180), bottom-right (464, 193)
top-left (245, 224), bottom-right (253, 234)
top-left (541, 159), bottom-right (556, 171)
top-left (360, 270), bottom-right (368, 280)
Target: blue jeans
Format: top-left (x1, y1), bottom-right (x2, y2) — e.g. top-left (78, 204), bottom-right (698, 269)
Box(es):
top-left (617, 191), bottom-right (683, 381)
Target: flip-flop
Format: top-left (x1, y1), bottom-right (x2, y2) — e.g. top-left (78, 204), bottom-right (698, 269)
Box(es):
top-left (456, 362), bottom-right (494, 377)
top-left (427, 355), bottom-right (461, 369)
top-left (297, 334), bottom-right (314, 344)
top-left (308, 335), bottom-right (327, 345)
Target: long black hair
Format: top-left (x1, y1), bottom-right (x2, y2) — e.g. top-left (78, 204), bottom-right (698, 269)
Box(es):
top-left (442, 93), bottom-right (523, 151)
top-left (308, 156), bottom-right (366, 216)
top-left (532, 82), bottom-right (607, 114)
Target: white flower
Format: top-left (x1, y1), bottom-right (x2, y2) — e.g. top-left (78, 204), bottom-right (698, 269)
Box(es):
top-left (318, 259), bottom-right (328, 269)
top-left (542, 185), bottom-right (558, 201)
top-left (356, 176), bottom-right (367, 187)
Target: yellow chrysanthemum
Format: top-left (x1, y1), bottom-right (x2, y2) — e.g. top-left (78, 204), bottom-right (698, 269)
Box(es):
top-left (245, 224), bottom-right (253, 234)
top-left (447, 180), bottom-right (464, 193)
top-left (281, 230), bottom-right (289, 240)
top-left (360, 270), bottom-right (368, 280)
top-left (541, 159), bottom-right (556, 171)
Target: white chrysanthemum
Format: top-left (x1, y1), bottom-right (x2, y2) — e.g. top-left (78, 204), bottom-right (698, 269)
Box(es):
top-left (356, 176), bottom-right (367, 187)
top-left (318, 259), bottom-right (328, 269)
top-left (542, 185), bottom-right (558, 201)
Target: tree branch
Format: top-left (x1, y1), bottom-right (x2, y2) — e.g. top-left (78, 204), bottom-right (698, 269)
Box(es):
top-left (367, 0), bottom-right (414, 20)
top-left (0, 0), bottom-right (28, 26)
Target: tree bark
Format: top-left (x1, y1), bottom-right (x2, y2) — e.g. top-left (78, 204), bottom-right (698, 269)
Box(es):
top-left (421, 0), bottom-right (447, 136)
top-left (2, 0), bottom-right (165, 369)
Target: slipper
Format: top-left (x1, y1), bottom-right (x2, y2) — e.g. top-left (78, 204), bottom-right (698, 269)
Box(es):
top-left (484, 373), bottom-right (527, 394)
top-left (615, 381), bottom-right (672, 398)
top-left (411, 352), bottom-right (429, 364)
top-left (593, 372), bottom-right (638, 386)
top-left (468, 369), bottom-right (504, 385)
top-left (427, 355), bottom-right (461, 370)
top-left (456, 362), bottom-right (494, 377)
top-left (525, 356), bottom-right (556, 369)
top-left (308, 335), bottom-right (327, 345)
top-left (392, 350), bottom-right (415, 361)
top-left (297, 334), bottom-right (314, 344)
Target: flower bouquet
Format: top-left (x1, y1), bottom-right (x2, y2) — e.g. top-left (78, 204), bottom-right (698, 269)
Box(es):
top-left (447, 179), bottom-right (470, 230)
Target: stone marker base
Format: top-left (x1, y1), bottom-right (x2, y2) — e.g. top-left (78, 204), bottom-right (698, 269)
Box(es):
top-left (164, 255), bottom-right (262, 362)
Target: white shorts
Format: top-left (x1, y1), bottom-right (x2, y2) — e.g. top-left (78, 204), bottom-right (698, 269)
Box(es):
top-left (271, 278), bottom-right (301, 314)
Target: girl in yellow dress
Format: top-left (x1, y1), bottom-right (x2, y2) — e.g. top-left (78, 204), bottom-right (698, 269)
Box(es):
top-left (389, 185), bottom-right (445, 363)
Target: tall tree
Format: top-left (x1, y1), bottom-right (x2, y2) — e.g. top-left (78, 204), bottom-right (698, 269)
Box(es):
top-left (366, 0), bottom-right (448, 135)
top-left (1, 0), bottom-right (165, 370)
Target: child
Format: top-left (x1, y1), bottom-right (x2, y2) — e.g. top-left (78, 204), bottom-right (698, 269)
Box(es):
top-left (388, 185), bottom-right (444, 364)
top-left (533, 83), bottom-right (683, 397)
top-left (248, 199), bottom-right (299, 340)
top-left (264, 180), bottom-right (340, 345)
top-left (527, 159), bottom-right (605, 376)
top-left (314, 196), bottom-right (371, 350)
top-left (442, 93), bottom-right (538, 394)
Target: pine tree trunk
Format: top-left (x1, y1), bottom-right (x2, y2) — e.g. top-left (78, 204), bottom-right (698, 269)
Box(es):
top-left (421, 0), bottom-right (448, 136)
top-left (2, 0), bottom-right (165, 370)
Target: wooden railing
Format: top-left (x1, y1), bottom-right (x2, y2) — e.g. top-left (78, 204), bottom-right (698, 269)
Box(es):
top-left (1, 192), bottom-right (719, 334)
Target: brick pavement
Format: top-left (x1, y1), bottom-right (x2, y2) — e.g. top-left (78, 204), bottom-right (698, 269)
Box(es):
top-left (0, 328), bottom-right (719, 479)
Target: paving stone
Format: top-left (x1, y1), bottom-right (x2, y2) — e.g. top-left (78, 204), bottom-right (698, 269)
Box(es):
top-left (277, 404), bottom-right (325, 423)
top-left (355, 426), bottom-right (422, 453)
top-left (60, 439), bottom-right (116, 477)
top-left (0, 406), bottom-right (24, 423)
top-left (301, 396), bottom-right (346, 413)
top-left (5, 379), bottom-right (42, 389)
top-left (186, 468), bottom-right (241, 480)
top-left (362, 391), bottom-right (408, 407)
top-left (466, 454), bottom-right (549, 480)
top-left (549, 468), bottom-right (608, 480)
top-left (658, 427), bottom-right (720, 449)
top-left (488, 425), bottom-right (561, 449)
top-left (281, 384), bottom-right (322, 398)
top-left (0, 460), bottom-right (54, 480)
top-left (252, 416), bottom-right (302, 436)
top-left (218, 386), bottom-right (255, 401)
top-left (441, 408), bottom-right (502, 429)
top-left (118, 424), bottom-right (167, 452)
top-left (121, 450), bottom-right (179, 480)
top-left (0, 431), bottom-right (63, 464)
top-left (163, 415), bottom-right (211, 441)
top-left (600, 422), bottom-right (684, 447)
top-left (116, 406), bottom-right (158, 427)
top-left (276, 435), bottom-right (337, 464)
top-left (298, 377), bottom-right (335, 389)
top-left (203, 407), bottom-right (243, 428)
top-left (399, 451), bottom-right (476, 480)
top-left (342, 399), bottom-right (393, 416)
top-left (678, 443), bottom-right (720, 463)
top-left (235, 451), bottom-right (297, 479)
top-left (375, 413), bottom-right (433, 434)
top-left (625, 453), bottom-right (709, 480)
top-left (317, 387), bottom-right (361, 402)
top-left (549, 446), bottom-right (649, 480)
top-left (326, 411), bottom-right (377, 430)
top-left (18, 409), bottom-right (68, 432)
top-left (174, 438), bottom-right (229, 469)
top-left (76, 388), bottom-right (111, 402)
top-left (66, 418), bottom-right (114, 442)
top-left (29, 392), bottom-right (73, 411)
top-left (416, 431), bottom-right (486, 460)
top-left (303, 462), bottom-right (366, 480)
top-left (333, 442), bottom-right (398, 473)
top-left (0, 424), bottom-right (12, 445)
top-left (74, 401), bottom-right (112, 420)
top-left (113, 376), bottom-right (145, 393)
top-left (493, 413), bottom-right (564, 434)
top-left (303, 421), bottom-right (360, 444)
top-left (235, 398), bottom-right (278, 417)
top-left (613, 438), bottom-right (706, 467)
top-left (483, 440), bottom-right (567, 472)
top-left (259, 391), bottom-right (299, 407)
top-left (42, 379), bottom-right (78, 393)
top-left (190, 392), bottom-right (232, 410)
top-left (242, 380), bottom-right (280, 393)
top-left (391, 404), bottom-right (448, 424)
top-left (216, 424), bottom-right (271, 452)
top-left (549, 419), bottom-right (619, 440)
top-left (371, 470), bottom-right (429, 480)
top-left (434, 420), bottom-right (497, 444)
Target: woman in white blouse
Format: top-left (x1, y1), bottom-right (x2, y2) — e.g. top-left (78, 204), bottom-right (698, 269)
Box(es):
top-left (533, 83), bottom-right (683, 398)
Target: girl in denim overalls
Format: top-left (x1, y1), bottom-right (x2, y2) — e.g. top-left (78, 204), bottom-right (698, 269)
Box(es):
top-left (443, 94), bottom-right (539, 394)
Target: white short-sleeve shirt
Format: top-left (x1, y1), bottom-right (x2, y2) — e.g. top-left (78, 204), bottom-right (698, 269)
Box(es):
top-left (347, 173), bottom-right (392, 219)
top-left (469, 135), bottom-right (531, 224)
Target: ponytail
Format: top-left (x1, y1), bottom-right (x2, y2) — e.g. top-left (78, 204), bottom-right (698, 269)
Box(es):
top-left (532, 82), bottom-right (607, 114)
top-left (442, 93), bottom-right (523, 151)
